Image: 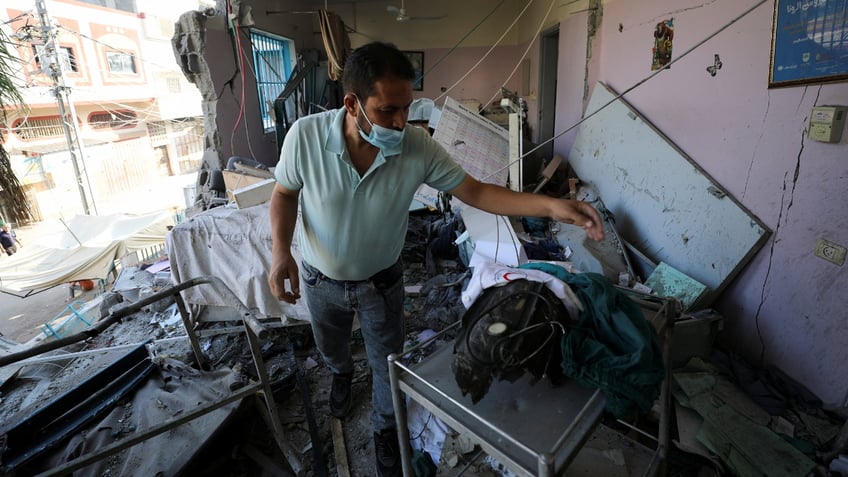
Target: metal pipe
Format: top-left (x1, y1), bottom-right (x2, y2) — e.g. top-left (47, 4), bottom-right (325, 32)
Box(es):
top-left (0, 276), bottom-right (267, 367)
top-left (33, 383), bottom-right (262, 477)
top-left (388, 352), bottom-right (413, 477)
top-left (244, 321), bottom-right (287, 452)
top-left (173, 292), bottom-right (209, 370)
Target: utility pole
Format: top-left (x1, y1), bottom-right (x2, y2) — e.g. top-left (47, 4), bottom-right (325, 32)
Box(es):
top-left (35, 0), bottom-right (97, 215)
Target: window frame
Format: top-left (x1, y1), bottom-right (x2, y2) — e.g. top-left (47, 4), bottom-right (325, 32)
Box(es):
top-left (32, 44), bottom-right (80, 74)
top-left (249, 29), bottom-right (296, 133)
top-left (105, 50), bottom-right (138, 74)
top-left (88, 110), bottom-right (139, 130)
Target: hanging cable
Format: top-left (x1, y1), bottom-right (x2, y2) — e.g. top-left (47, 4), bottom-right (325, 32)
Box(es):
top-left (478, 0), bottom-right (557, 113)
top-left (234, 31), bottom-right (259, 160)
top-left (55, 24), bottom-right (183, 71)
top-left (227, 0), bottom-right (247, 159)
top-left (421, 0), bottom-right (507, 90)
top-left (2, 11), bottom-right (34, 25)
top-left (481, 0), bottom-right (770, 183)
top-left (435, 0), bottom-right (535, 104)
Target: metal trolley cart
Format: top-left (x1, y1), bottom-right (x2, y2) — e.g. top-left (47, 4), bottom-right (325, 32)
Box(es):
top-left (389, 289), bottom-right (679, 477)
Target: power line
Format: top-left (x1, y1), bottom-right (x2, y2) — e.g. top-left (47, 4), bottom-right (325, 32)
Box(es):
top-left (34, 0), bottom-right (96, 215)
top-left (55, 24), bottom-right (185, 71)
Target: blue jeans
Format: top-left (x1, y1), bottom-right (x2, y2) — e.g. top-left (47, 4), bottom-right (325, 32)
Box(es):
top-left (300, 259), bottom-right (405, 431)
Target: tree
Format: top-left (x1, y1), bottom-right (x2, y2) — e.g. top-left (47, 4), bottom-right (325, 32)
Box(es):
top-left (0, 27), bottom-right (33, 225)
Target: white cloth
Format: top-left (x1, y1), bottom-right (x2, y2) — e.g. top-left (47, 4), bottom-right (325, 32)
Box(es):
top-left (461, 258), bottom-right (583, 319)
top-left (167, 203), bottom-right (310, 320)
top-left (0, 212), bottom-right (173, 293)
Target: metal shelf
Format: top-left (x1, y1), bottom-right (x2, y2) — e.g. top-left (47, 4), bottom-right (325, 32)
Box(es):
top-left (390, 340), bottom-right (605, 476)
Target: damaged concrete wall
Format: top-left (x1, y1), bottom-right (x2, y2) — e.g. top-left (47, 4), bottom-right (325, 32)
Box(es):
top-left (553, 0), bottom-right (848, 405)
top-left (173, 10), bottom-right (223, 210)
top-left (172, 0), bottom-right (322, 210)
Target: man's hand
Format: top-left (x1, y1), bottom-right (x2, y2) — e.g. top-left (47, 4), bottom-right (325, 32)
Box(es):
top-left (268, 254), bottom-right (301, 304)
top-left (449, 176), bottom-right (605, 241)
top-left (549, 199), bottom-right (605, 242)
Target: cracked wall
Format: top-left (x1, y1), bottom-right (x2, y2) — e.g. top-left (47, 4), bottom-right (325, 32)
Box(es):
top-left (556, 0), bottom-right (848, 405)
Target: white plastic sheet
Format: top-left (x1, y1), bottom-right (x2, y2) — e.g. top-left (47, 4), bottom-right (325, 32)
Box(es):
top-left (0, 212), bottom-right (173, 293)
top-left (167, 203), bottom-right (309, 321)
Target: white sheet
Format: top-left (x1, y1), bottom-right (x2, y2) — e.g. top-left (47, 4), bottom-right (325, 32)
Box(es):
top-left (0, 212), bottom-right (173, 293)
top-left (167, 203), bottom-right (309, 321)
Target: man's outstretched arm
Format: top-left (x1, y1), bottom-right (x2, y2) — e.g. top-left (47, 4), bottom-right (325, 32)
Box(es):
top-left (449, 175), bottom-right (605, 241)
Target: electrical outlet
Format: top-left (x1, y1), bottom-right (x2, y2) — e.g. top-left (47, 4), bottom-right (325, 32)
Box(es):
top-left (814, 239), bottom-right (846, 266)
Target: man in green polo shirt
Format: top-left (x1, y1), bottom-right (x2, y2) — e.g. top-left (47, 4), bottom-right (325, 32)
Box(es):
top-left (268, 41), bottom-right (604, 477)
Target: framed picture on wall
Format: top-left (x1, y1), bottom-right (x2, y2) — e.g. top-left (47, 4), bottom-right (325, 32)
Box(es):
top-left (769, 0), bottom-right (848, 88)
top-left (403, 51), bottom-right (424, 91)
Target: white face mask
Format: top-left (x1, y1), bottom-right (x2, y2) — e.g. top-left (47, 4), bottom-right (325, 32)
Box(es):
top-left (355, 97), bottom-right (405, 155)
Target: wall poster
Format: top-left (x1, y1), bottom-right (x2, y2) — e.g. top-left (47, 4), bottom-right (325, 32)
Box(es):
top-left (652, 18), bottom-right (674, 71)
top-left (769, 0), bottom-right (848, 87)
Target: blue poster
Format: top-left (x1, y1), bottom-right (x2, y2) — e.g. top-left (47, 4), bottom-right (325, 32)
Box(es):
top-left (769, 0), bottom-right (848, 87)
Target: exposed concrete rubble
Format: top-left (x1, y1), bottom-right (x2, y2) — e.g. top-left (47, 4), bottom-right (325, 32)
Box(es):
top-left (172, 10), bottom-right (225, 214)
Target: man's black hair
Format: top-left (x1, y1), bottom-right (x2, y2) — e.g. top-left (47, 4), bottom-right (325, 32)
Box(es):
top-left (342, 42), bottom-right (415, 100)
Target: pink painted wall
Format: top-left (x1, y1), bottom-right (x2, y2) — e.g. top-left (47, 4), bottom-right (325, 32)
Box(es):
top-left (418, 45), bottom-right (524, 112)
top-left (554, 0), bottom-right (848, 405)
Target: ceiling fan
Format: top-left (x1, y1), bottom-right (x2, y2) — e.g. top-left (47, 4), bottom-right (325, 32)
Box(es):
top-left (386, 0), bottom-right (445, 22)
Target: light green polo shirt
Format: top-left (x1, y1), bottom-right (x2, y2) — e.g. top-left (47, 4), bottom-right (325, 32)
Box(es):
top-left (275, 108), bottom-right (466, 280)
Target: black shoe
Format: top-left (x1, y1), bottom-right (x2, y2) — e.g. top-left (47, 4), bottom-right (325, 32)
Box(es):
top-left (329, 372), bottom-right (352, 418)
top-left (374, 428), bottom-right (402, 477)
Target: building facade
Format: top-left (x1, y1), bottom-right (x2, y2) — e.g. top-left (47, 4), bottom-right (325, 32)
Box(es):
top-left (0, 0), bottom-right (204, 221)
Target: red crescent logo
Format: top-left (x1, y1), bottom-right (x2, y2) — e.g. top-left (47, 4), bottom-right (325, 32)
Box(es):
top-left (503, 272), bottom-right (516, 281)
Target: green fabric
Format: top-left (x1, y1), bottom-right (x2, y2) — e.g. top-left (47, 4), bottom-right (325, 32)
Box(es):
top-left (520, 263), bottom-right (664, 418)
top-left (411, 448), bottom-right (437, 477)
top-left (674, 371), bottom-right (816, 477)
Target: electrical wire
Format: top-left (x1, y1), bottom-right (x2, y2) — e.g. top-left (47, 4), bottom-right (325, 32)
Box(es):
top-left (498, 320), bottom-right (564, 368)
top-left (7, 94), bottom-right (204, 142)
top-left (419, 0), bottom-right (508, 87)
top-left (2, 11), bottom-right (34, 25)
top-left (434, 0), bottom-right (536, 104)
top-left (227, 0), bottom-right (247, 158)
top-left (409, 411), bottom-right (433, 442)
top-left (481, 0), bottom-right (770, 183)
top-left (233, 28), bottom-right (259, 159)
top-left (246, 34), bottom-right (285, 83)
top-left (10, 18), bottom-right (205, 128)
top-left (55, 24), bottom-right (185, 72)
top-left (478, 0), bottom-right (556, 113)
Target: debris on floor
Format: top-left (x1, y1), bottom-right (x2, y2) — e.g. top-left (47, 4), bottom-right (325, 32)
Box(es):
top-left (1, 208), bottom-right (846, 477)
